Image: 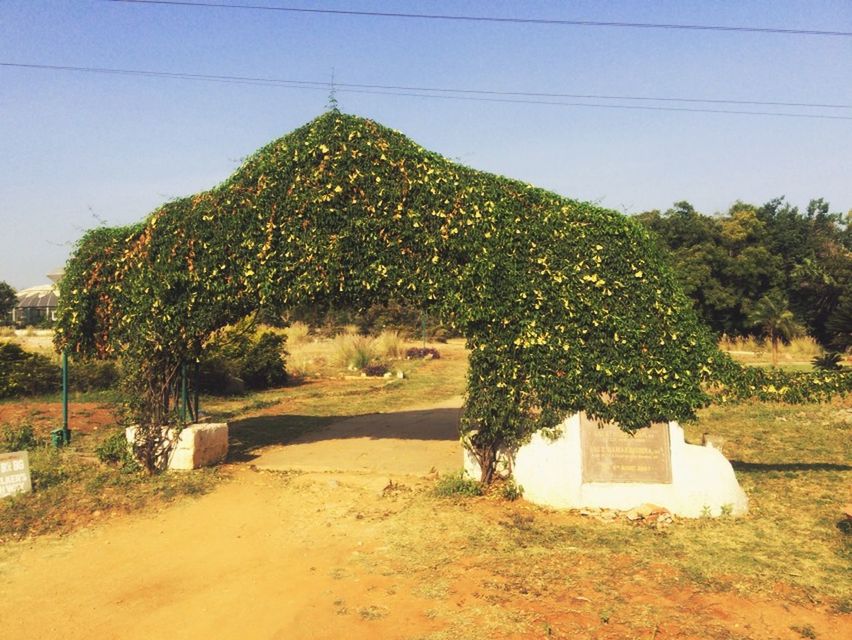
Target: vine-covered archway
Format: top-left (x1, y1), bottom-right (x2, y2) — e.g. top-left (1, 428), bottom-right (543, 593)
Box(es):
top-left (56, 112), bottom-right (850, 476)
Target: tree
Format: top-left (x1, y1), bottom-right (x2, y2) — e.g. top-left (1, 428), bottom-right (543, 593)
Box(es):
top-left (825, 292), bottom-right (852, 352)
top-left (0, 281), bottom-right (16, 323)
top-left (747, 292), bottom-right (802, 367)
top-left (637, 197), bottom-right (851, 348)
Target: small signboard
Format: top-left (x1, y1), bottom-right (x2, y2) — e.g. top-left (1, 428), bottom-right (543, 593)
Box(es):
top-left (0, 451), bottom-right (32, 498)
top-left (580, 414), bottom-right (672, 484)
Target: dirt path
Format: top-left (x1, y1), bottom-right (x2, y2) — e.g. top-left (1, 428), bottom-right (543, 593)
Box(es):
top-left (1, 397), bottom-right (849, 639)
top-left (0, 470), bottom-right (446, 639)
top-left (251, 395), bottom-right (463, 475)
top-left (0, 398), bottom-right (466, 639)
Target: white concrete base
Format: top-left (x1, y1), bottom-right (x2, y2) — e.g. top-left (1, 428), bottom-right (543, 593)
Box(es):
top-left (125, 423), bottom-right (229, 471)
top-left (463, 413), bottom-right (748, 518)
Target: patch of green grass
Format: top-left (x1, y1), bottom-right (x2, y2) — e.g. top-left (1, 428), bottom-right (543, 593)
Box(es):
top-left (434, 471), bottom-right (483, 498)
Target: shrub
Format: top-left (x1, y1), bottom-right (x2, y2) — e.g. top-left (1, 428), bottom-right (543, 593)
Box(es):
top-left (0, 343), bottom-right (59, 398)
top-left (199, 326), bottom-right (288, 394)
top-left (355, 300), bottom-right (421, 335)
top-left (363, 363), bottom-right (389, 377)
top-left (405, 347), bottom-right (441, 360)
top-left (434, 471), bottom-right (483, 497)
top-left (68, 359), bottom-right (120, 392)
top-left (95, 430), bottom-right (139, 471)
top-left (500, 479), bottom-right (524, 501)
top-left (242, 332), bottom-right (288, 389)
top-left (0, 421), bottom-right (40, 452)
top-left (812, 352), bottom-right (842, 371)
top-left (430, 326), bottom-right (451, 343)
top-left (198, 355), bottom-right (245, 395)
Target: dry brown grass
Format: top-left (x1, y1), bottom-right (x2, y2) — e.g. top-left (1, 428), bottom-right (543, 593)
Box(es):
top-left (0, 329), bottom-right (59, 359)
top-left (283, 321), bottom-right (311, 345)
top-left (720, 334), bottom-right (824, 368)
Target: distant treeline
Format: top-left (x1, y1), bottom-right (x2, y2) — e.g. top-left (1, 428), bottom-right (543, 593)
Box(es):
top-left (634, 198), bottom-right (851, 352)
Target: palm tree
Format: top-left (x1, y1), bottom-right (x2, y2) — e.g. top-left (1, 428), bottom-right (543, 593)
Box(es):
top-left (747, 292), bottom-right (802, 367)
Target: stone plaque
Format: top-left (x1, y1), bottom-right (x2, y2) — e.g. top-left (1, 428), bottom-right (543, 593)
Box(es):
top-left (580, 414), bottom-right (672, 484)
top-left (0, 451), bottom-right (32, 498)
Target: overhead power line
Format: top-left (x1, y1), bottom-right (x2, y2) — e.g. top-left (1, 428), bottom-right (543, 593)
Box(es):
top-left (5, 61), bottom-right (851, 110)
top-left (3, 61), bottom-right (852, 121)
top-left (103, 0), bottom-right (852, 38)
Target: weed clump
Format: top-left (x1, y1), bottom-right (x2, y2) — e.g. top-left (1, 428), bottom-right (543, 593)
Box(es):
top-left (333, 332), bottom-right (374, 369)
top-left (0, 421), bottom-right (41, 452)
top-left (95, 430), bottom-right (139, 472)
top-left (375, 330), bottom-right (404, 360)
top-left (434, 471), bottom-right (482, 497)
top-left (500, 479), bottom-right (524, 501)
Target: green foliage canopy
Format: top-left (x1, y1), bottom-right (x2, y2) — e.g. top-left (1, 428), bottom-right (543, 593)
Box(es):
top-left (636, 198), bottom-right (851, 350)
top-left (55, 112), bottom-right (850, 478)
top-left (0, 281), bottom-right (16, 320)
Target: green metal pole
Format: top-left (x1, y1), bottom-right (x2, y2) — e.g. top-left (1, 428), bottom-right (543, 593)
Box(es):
top-left (62, 351), bottom-right (68, 429)
top-left (180, 362), bottom-right (188, 424)
top-left (421, 312), bottom-right (427, 350)
top-left (61, 350), bottom-right (70, 444)
top-left (193, 361), bottom-right (200, 423)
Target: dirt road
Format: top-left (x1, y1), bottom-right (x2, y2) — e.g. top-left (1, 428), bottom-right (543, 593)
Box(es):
top-left (251, 396), bottom-right (463, 475)
top-left (0, 400), bottom-right (465, 639)
top-left (1, 399), bottom-right (849, 639)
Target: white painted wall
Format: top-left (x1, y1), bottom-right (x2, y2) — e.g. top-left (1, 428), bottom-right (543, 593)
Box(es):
top-left (464, 413), bottom-right (748, 518)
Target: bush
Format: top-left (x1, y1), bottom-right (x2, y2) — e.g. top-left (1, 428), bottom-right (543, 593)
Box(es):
top-left (0, 422), bottom-right (40, 452)
top-left (242, 332), bottom-right (288, 389)
top-left (69, 359), bottom-right (120, 392)
top-left (430, 326), bottom-right (451, 343)
top-left (812, 351), bottom-right (842, 371)
top-left (0, 343), bottom-right (59, 398)
top-left (199, 326), bottom-right (288, 395)
top-left (434, 471), bottom-right (483, 497)
top-left (198, 355), bottom-right (245, 395)
top-left (355, 300), bottom-right (421, 335)
top-left (405, 347), bottom-right (441, 360)
top-left (95, 430), bottom-right (139, 471)
top-left (500, 479), bottom-right (524, 501)
top-left (363, 363), bottom-right (389, 377)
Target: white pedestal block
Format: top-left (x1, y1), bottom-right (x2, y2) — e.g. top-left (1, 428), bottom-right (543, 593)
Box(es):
top-left (125, 423), bottom-right (229, 471)
top-left (463, 413), bottom-right (748, 518)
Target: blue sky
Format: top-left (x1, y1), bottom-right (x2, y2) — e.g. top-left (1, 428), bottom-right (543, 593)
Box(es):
top-left (1, 0), bottom-right (851, 289)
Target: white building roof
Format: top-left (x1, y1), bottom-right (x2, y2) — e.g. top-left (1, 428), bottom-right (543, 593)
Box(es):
top-left (16, 284), bottom-right (59, 309)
